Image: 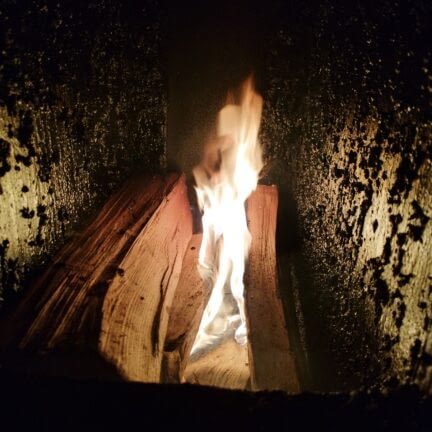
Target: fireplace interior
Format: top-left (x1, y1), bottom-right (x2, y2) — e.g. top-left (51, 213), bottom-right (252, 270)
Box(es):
top-left (0, 0), bottom-right (431, 429)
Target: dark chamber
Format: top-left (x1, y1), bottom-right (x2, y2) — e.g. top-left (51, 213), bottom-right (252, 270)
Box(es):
top-left (0, 0), bottom-right (431, 426)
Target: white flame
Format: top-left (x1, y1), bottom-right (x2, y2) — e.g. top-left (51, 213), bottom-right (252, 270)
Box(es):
top-left (191, 77), bottom-right (263, 355)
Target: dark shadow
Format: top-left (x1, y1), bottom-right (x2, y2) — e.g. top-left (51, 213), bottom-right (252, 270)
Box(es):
top-left (262, 161), bottom-right (344, 392)
top-left (165, 0), bottom-right (267, 173)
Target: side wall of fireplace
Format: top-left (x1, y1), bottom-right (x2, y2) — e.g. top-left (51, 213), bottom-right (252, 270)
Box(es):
top-left (0, 0), bottom-right (165, 311)
top-left (262, 0), bottom-right (431, 392)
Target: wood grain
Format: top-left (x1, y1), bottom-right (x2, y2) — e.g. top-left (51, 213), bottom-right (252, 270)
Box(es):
top-left (162, 233), bottom-right (251, 389)
top-left (99, 175), bottom-right (192, 382)
top-left (163, 234), bottom-right (205, 382)
top-left (245, 185), bottom-right (300, 392)
top-left (183, 338), bottom-right (250, 390)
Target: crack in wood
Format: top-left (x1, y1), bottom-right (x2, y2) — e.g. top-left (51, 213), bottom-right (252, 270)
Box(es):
top-left (151, 245), bottom-right (179, 355)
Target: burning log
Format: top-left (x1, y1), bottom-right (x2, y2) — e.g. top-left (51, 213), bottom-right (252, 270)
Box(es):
top-left (163, 184), bottom-right (300, 392)
top-left (0, 74), bottom-right (302, 391)
top-left (183, 337), bottom-right (250, 390)
top-left (245, 185), bottom-right (300, 392)
top-left (0, 174), bottom-right (192, 381)
top-left (163, 234), bottom-right (204, 382)
top-left (98, 175), bottom-right (192, 382)
top-left (163, 234), bottom-right (250, 390)
top-left (0, 173), bottom-right (300, 389)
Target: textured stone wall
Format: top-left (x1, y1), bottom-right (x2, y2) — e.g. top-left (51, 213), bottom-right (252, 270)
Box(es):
top-left (262, 0), bottom-right (431, 392)
top-left (0, 0), bottom-right (165, 310)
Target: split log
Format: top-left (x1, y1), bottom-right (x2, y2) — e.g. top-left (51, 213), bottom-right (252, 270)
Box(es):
top-left (183, 338), bottom-right (250, 390)
top-left (163, 233), bottom-right (249, 389)
top-left (164, 185), bottom-right (299, 391)
top-left (0, 174), bottom-right (192, 382)
top-left (99, 176), bottom-right (192, 382)
top-left (1, 178), bottom-right (299, 390)
top-left (245, 185), bottom-right (300, 392)
top-left (162, 234), bottom-right (204, 382)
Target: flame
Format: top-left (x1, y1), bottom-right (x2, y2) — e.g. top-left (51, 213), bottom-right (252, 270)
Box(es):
top-left (190, 77), bottom-right (263, 355)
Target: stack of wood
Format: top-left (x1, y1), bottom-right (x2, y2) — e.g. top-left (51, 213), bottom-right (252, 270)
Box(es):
top-left (0, 174), bottom-right (299, 392)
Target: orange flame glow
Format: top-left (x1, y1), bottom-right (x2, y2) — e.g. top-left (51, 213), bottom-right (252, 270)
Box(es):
top-left (190, 77), bottom-right (263, 355)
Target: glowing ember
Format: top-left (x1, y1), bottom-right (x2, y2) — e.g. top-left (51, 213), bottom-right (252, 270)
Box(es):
top-left (190, 77), bottom-right (263, 355)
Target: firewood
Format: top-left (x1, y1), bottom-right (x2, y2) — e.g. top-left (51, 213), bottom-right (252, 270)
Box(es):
top-left (245, 185), bottom-right (300, 392)
top-left (163, 234), bottom-right (204, 382)
top-left (0, 174), bottom-right (192, 382)
top-left (163, 233), bottom-right (251, 390)
top-left (183, 338), bottom-right (250, 390)
top-left (1, 178), bottom-right (299, 390)
top-left (164, 186), bottom-right (299, 391)
top-left (99, 175), bottom-right (192, 382)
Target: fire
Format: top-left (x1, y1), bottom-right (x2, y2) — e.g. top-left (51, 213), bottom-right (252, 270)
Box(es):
top-left (190, 77), bottom-right (263, 355)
